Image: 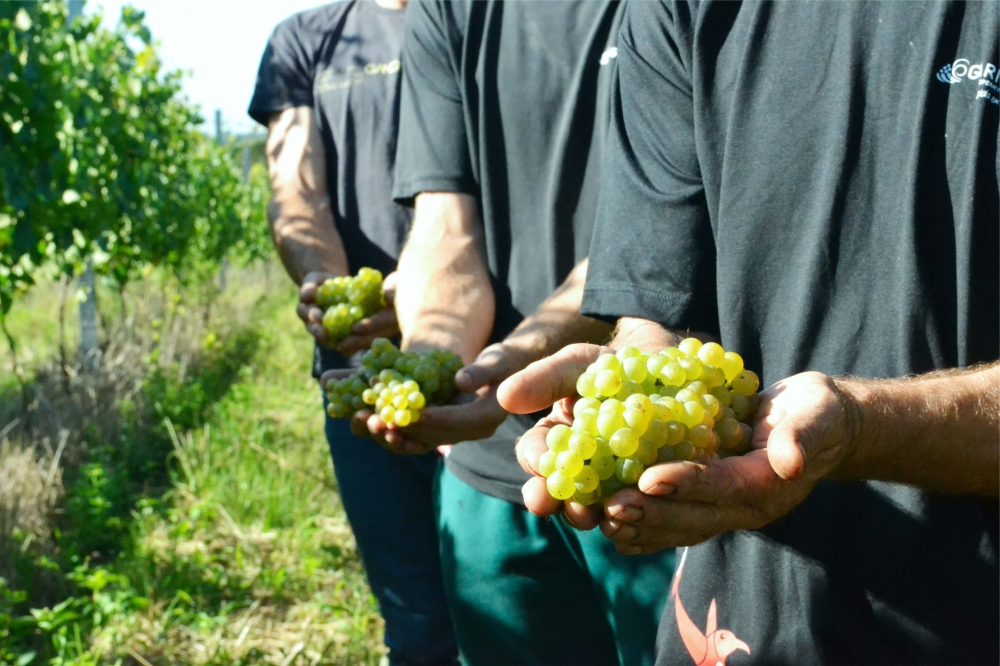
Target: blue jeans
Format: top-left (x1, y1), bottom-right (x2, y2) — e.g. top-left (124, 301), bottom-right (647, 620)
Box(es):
top-left (323, 402), bottom-right (458, 665)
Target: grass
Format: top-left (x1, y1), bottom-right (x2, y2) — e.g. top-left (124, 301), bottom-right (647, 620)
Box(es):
top-left (0, 265), bottom-right (385, 665)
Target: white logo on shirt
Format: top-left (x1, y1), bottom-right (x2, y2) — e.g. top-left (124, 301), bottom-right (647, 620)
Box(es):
top-left (600, 47), bottom-right (618, 66)
top-left (935, 58), bottom-right (1000, 105)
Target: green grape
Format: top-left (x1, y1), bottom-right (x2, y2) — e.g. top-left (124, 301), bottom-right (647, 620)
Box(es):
top-left (538, 450), bottom-right (557, 477)
top-left (635, 439), bottom-right (658, 465)
top-left (680, 401), bottom-right (705, 427)
top-left (730, 392), bottom-right (751, 421)
top-left (701, 393), bottom-right (721, 418)
top-left (651, 400), bottom-right (671, 423)
top-left (662, 347), bottom-right (684, 361)
top-left (568, 432), bottom-right (597, 459)
top-left (393, 394), bottom-right (409, 409)
top-left (609, 428), bottom-right (639, 457)
top-left (746, 392), bottom-right (760, 415)
top-left (351, 395), bottom-right (366, 411)
top-left (556, 450), bottom-right (584, 477)
top-left (615, 457), bottom-right (645, 485)
top-left (574, 466), bottom-right (600, 493)
top-left (623, 407), bottom-right (649, 435)
top-left (710, 386), bottom-right (732, 407)
top-left (409, 409), bottom-right (421, 424)
top-left (597, 412), bottom-right (625, 439)
top-left (600, 398), bottom-right (625, 415)
top-left (731, 370), bottom-right (760, 396)
top-left (595, 369), bottom-right (623, 397)
top-left (402, 379), bottom-right (420, 393)
top-left (372, 337), bottom-right (394, 354)
top-left (622, 357), bottom-right (648, 383)
top-left (616, 346), bottom-right (642, 360)
top-left (655, 445), bottom-right (676, 464)
top-left (646, 353), bottom-right (669, 378)
top-left (721, 406), bottom-right (736, 420)
top-left (590, 454), bottom-right (616, 480)
top-left (661, 362), bottom-right (686, 386)
top-left (672, 440), bottom-right (695, 461)
top-left (686, 380), bottom-right (709, 395)
top-left (676, 388), bottom-right (699, 404)
top-left (658, 385), bottom-right (680, 398)
top-left (615, 380), bottom-right (643, 400)
top-left (423, 377), bottom-right (440, 395)
top-left (625, 393), bottom-right (653, 414)
top-left (659, 396), bottom-right (684, 422)
top-left (701, 365), bottom-right (726, 388)
top-left (594, 354), bottom-right (622, 373)
top-left (739, 423), bottom-right (753, 449)
top-left (573, 488), bottom-right (602, 506)
top-left (547, 471), bottom-right (576, 500)
top-left (679, 357), bottom-right (703, 381)
top-left (644, 419), bottom-right (669, 448)
top-left (395, 409), bottom-right (412, 427)
top-left (573, 413), bottom-right (599, 437)
top-left (573, 397), bottom-right (602, 417)
top-left (722, 351), bottom-right (744, 382)
top-left (689, 424), bottom-right (713, 448)
top-left (546, 424), bottom-right (573, 452)
top-left (697, 342), bottom-right (726, 368)
top-left (678, 337), bottom-right (703, 357)
top-left (408, 392), bottom-right (427, 409)
top-left (380, 405), bottom-right (396, 424)
top-left (413, 364), bottom-right (436, 382)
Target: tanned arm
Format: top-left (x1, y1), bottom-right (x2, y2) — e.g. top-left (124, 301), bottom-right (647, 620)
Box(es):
top-left (394, 192), bottom-right (495, 364)
top-left (266, 106), bottom-right (347, 285)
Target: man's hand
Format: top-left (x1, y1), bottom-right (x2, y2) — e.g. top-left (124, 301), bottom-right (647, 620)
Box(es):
top-left (600, 371), bottom-right (854, 554)
top-left (360, 342), bottom-right (530, 455)
top-left (338, 271), bottom-right (401, 356)
top-left (498, 343), bottom-right (614, 528)
top-left (298, 270), bottom-right (338, 347)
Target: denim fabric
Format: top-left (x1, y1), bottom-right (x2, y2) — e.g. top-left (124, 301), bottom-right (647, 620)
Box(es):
top-left (322, 399), bottom-right (458, 665)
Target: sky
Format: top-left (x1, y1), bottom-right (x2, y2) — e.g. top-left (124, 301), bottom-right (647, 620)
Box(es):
top-left (93, 0), bottom-right (326, 136)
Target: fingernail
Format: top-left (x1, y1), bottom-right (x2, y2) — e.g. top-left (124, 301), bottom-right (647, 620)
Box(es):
top-left (603, 521), bottom-right (621, 535)
top-left (626, 546), bottom-right (642, 555)
top-left (647, 483), bottom-right (676, 496)
top-left (615, 506), bottom-right (643, 523)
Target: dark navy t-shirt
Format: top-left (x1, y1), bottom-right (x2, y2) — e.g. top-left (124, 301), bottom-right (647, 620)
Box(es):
top-left (585, 1), bottom-right (999, 663)
top-left (249, 0), bottom-right (412, 374)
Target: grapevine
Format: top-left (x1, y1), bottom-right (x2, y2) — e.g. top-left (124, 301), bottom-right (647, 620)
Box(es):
top-left (325, 338), bottom-right (464, 425)
top-left (539, 338), bottom-right (762, 504)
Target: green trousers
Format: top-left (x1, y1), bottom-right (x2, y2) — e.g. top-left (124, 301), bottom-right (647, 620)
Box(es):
top-left (435, 464), bottom-right (675, 666)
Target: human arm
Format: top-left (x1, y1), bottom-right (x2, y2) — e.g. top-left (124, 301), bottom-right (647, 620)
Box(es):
top-left (365, 256), bottom-right (614, 454)
top-left (265, 108), bottom-right (399, 353)
top-left (500, 318), bottom-right (1000, 552)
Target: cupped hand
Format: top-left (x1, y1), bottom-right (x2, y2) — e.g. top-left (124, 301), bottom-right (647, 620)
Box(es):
top-left (298, 271), bottom-right (338, 348)
top-left (337, 271), bottom-right (400, 356)
top-left (498, 343), bottom-right (614, 528)
top-left (598, 371), bottom-right (857, 555)
top-left (361, 342), bottom-right (531, 455)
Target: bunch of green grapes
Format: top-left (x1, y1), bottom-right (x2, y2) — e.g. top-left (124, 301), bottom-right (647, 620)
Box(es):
top-left (540, 338), bottom-right (761, 504)
top-left (317, 268), bottom-right (385, 342)
top-left (325, 338), bottom-right (464, 425)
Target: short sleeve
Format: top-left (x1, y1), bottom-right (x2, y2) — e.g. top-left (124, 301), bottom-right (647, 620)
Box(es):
top-left (247, 17), bottom-right (316, 127)
top-left (582, 0), bottom-right (718, 334)
top-left (392, 1), bottom-right (476, 205)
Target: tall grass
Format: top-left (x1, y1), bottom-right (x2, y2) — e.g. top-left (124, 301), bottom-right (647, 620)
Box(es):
top-left (0, 266), bottom-right (384, 665)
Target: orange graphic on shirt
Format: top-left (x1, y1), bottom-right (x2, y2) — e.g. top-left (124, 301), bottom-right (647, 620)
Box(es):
top-left (671, 548), bottom-right (751, 666)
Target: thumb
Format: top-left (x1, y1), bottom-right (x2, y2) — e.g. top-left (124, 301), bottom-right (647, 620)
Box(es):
top-left (497, 343), bottom-right (610, 415)
top-left (764, 416), bottom-right (811, 481)
top-left (455, 346), bottom-right (509, 393)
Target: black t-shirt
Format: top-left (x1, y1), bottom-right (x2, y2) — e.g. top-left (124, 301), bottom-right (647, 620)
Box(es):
top-left (249, 0), bottom-right (412, 374)
top-left (393, 0), bottom-right (624, 503)
top-left (584, 1), bottom-right (999, 664)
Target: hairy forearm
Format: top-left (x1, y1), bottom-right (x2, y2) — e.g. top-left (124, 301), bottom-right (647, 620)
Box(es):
top-left (395, 192), bottom-right (495, 363)
top-left (268, 202), bottom-right (348, 285)
top-left (266, 107), bottom-right (349, 285)
top-left (835, 362), bottom-right (1000, 496)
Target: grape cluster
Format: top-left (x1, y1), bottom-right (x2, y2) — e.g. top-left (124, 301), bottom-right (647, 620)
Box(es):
top-left (317, 268), bottom-right (385, 342)
top-left (540, 338), bottom-right (761, 504)
top-left (325, 338), bottom-right (464, 425)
